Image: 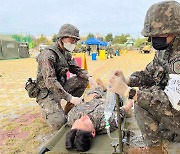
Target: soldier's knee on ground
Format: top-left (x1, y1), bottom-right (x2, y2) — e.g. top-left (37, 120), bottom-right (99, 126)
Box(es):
top-left (46, 112), bottom-right (66, 130)
top-left (134, 104), bottom-right (162, 146)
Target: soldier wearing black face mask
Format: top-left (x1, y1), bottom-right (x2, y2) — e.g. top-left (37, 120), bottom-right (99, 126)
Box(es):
top-left (32, 24), bottom-right (95, 130)
top-left (151, 37), bottom-right (170, 50)
top-left (108, 1), bottom-right (180, 152)
top-left (133, 0), bottom-right (180, 147)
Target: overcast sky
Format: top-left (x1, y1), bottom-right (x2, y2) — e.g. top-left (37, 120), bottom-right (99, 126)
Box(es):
top-left (0, 0), bottom-right (179, 38)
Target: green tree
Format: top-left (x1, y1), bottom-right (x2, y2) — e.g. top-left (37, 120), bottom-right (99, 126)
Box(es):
top-left (46, 40), bottom-right (53, 45)
top-left (105, 33), bottom-right (113, 42)
top-left (87, 33), bottom-right (94, 39)
top-left (112, 34), bottom-right (130, 44)
top-left (134, 37), bottom-right (148, 48)
top-left (113, 36), bottom-right (121, 44)
top-left (76, 43), bottom-right (82, 50)
top-left (52, 34), bottom-right (58, 42)
top-left (11, 34), bottom-right (23, 42)
top-left (37, 34), bottom-right (48, 44)
top-left (33, 34), bottom-right (49, 47)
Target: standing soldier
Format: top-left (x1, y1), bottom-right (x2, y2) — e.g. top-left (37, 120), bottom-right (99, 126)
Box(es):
top-left (33, 24), bottom-right (95, 130)
top-left (106, 41), bottom-right (113, 59)
top-left (87, 45), bottom-right (91, 56)
top-left (97, 45), bottom-right (100, 56)
top-left (109, 0), bottom-right (180, 152)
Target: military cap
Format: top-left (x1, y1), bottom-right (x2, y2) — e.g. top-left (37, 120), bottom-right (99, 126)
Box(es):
top-left (57, 24), bottom-right (80, 40)
top-left (142, 1), bottom-right (180, 36)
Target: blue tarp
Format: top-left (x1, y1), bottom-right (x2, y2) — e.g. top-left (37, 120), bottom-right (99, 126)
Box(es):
top-left (82, 37), bottom-right (108, 46)
top-left (84, 37), bottom-right (100, 45)
top-left (99, 41), bottom-right (108, 46)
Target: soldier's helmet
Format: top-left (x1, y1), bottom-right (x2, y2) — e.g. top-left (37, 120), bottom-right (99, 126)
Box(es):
top-left (57, 24), bottom-right (80, 40)
top-left (142, 1), bottom-right (180, 37)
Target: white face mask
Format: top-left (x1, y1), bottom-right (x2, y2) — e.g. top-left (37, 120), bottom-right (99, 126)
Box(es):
top-left (63, 42), bottom-right (76, 52)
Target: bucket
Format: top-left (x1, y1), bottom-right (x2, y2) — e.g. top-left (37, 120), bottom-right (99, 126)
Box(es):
top-left (99, 50), bottom-right (106, 60)
top-left (115, 50), bottom-right (120, 56)
top-left (91, 53), bottom-right (97, 60)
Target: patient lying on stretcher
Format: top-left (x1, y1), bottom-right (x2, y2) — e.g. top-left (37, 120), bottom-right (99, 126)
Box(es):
top-left (65, 79), bottom-right (133, 152)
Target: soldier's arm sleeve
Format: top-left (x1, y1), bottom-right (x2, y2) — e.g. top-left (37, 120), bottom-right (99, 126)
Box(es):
top-left (128, 55), bottom-right (157, 87)
top-left (136, 90), bottom-right (153, 109)
top-left (68, 55), bottom-right (89, 79)
top-left (67, 107), bottom-right (82, 126)
top-left (38, 52), bottom-right (72, 102)
top-left (136, 85), bottom-right (168, 110)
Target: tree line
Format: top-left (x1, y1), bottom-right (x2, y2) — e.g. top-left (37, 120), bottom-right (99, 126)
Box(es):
top-left (86, 33), bottom-right (148, 47)
top-left (11, 33), bottom-right (149, 48)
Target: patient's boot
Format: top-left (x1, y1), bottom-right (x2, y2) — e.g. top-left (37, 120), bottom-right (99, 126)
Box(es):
top-left (64, 102), bottom-right (75, 115)
top-left (96, 78), bottom-right (107, 92)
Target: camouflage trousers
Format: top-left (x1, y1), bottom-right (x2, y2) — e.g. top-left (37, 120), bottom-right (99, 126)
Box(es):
top-left (134, 86), bottom-right (180, 146)
top-left (37, 76), bottom-right (89, 130)
top-left (107, 50), bottom-right (113, 59)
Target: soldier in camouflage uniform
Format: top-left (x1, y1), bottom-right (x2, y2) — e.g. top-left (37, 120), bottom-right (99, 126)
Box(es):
top-left (106, 41), bottom-right (113, 59)
top-left (35, 24), bottom-right (94, 130)
top-left (67, 86), bottom-right (128, 134)
top-left (66, 81), bottom-right (133, 152)
top-left (109, 0), bottom-right (180, 148)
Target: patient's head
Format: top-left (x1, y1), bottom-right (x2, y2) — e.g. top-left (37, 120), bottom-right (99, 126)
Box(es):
top-left (66, 115), bottom-right (95, 152)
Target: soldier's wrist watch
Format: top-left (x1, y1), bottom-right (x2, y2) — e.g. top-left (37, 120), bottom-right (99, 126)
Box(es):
top-left (128, 88), bottom-right (136, 100)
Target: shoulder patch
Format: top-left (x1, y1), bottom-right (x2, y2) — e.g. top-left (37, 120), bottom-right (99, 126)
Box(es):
top-left (173, 61), bottom-right (180, 74)
top-left (170, 57), bottom-right (180, 74)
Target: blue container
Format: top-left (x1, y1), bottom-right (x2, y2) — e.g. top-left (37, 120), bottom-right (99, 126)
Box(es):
top-left (115, 50), bottom-right (120, 56)
top-left (91, 53), bottom-right (97, 60)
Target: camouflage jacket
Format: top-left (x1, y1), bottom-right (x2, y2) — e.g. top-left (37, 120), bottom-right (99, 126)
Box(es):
top-left (67, 98), bottom-right (125, 135)
top-left (36, 43), bottom-right (88, 101)
top-left (129, 37), bottom-right (180, 107)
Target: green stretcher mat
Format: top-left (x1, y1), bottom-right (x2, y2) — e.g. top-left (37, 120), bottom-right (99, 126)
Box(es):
top-left (39, 123), bottom-right (120, 154)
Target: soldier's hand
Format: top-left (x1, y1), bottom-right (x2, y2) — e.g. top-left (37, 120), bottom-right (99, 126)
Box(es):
top-left (70, 96), bottom-right (82, 106)
top-left (112, 70), bottom-right (126, 82)
top-left (108, 73), bottom-right (130, 97)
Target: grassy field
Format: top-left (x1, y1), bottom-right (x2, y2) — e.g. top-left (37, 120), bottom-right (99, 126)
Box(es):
top-left (0, 50), bottom-right (155, 153)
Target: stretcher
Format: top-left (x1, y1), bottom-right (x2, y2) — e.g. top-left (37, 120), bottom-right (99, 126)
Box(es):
top-left (38, 123), bottom-right (128, 154)
top-left (39, 95), bottom-right (128, 154)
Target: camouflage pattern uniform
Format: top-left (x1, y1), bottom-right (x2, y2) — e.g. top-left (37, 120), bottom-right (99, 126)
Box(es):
top-left (67, 86), bottom-right (126, 134)
top-left (87, 45), bottom-right (91, 56)
top-left (128, 1), bottom-right (180, 146)
top-left (36, 24), bottom-right (89, 130)
top-left (106, 41), bottom-right (113, 59)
